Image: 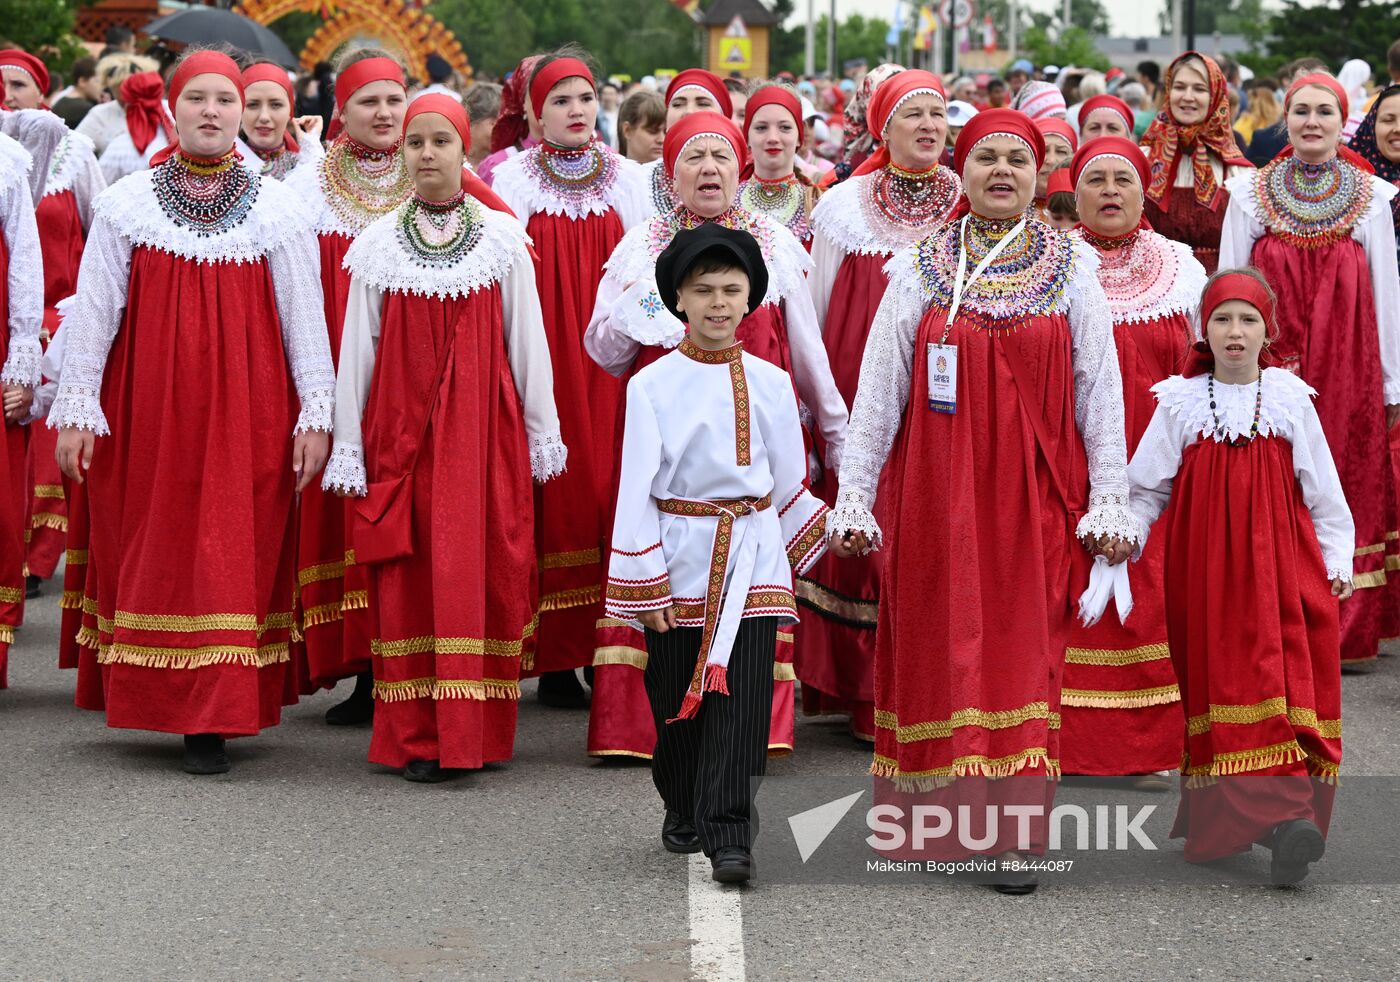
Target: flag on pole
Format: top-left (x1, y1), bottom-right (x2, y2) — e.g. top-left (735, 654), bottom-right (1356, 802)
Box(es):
top-left (671, 0), bottom-right (701, 15)
top-left (887, 1), bottom-right (904, 47)
top-left (914, 4), bottom-right (937, 50)
top-left (983, 13), bottom-right (997, 52)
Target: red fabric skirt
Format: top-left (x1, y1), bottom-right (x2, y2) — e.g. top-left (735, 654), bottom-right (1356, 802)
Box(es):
top-left (1060, 311), bottom-right (1189, 774)
top-left (795, 250), bottom-right (892, 741)
top-left (871, 306), bottom-right (1086, 858)
top-left (84, 247), bottom-right (298, 735)
top-left (360, 288), bottom-right (536, 769)
top-left (587, 302), bottom-right (800, 758)
top-left (528, 210), bottom-right (626, 675)
top-left (58, 473), bottom-right (89, 668)
top-left (1161, 435), bottom-right (1342, 861)
top-left (1144, 189), bottom-right (1229, 275)
top-left (1252, 233), bottom-right (1399, 664)
top-left (0, 233), bottom-right (27, 688)
top-left (291, 231), bottom-right (370, 692)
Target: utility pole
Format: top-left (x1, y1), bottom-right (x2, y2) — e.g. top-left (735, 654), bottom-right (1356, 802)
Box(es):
top-left (1186, 0), bottom-right (1197, 52)
top-left (1008, 0), bottom-right (1018, 62)
top-left (805, 0), bottom-right (815, 77)
top-left (1171, 0), bottom-right (1182, 58)
top-left (827, 0), bottom-right (837, 78)
top-left (1062, 0), bottom-right (1071, 34)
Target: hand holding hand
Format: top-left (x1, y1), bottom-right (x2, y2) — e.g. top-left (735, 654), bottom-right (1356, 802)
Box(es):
top-left (3, 384), bottom-right (32, 423)
top-left (829, 530), bottom-right (870, 559)
top-left (292, 432), bottom-right (330, 493)
top-left (56, 428), bottom-right (94, 482)
top-left (1332, 577), bottom-right (1354, 600)
top-left (638, 606), bottom-right (679, 634)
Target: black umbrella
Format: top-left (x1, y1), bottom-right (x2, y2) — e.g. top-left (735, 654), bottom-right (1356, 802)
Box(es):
top-left (142, 9), bottom-right (299, 68)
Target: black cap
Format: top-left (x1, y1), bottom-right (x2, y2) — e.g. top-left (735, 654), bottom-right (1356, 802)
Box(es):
top-left (655, 224), bottom-right (768, 322)
top-left (425, 54), bottom-right (452, 82)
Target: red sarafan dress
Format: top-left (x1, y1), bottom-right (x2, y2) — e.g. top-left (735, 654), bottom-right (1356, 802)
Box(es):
top-left (797, 162), bottom-right (961, 742)
top-left (1221, 158), bottom-right (1400, 665)
top-left (323, 195), bottom-right (566, 769)
top-left (45, 150), bottom-right (336, 735)
top-left (284, 136), bottom-right (413, 691)
top-left (0, 133), bottom-right (46, 689)
top-left (29, 132), bottom-right (104, 585)
top-left (737, 174), bottom-right (815, 247)
top-left (1128, 369), bottom-right (1351, 861)
top-left (584, 205), bottom-right (849, 758)
top-left (492, 139), bottom-right (648, 677)
top-left (836, 217), bottom-right (1134, 859)
top-left (1058, 227), bottom-right (1205, 775)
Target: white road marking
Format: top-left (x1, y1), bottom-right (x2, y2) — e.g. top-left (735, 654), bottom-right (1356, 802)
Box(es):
top-left (687, 852), bottom-right (746, 981)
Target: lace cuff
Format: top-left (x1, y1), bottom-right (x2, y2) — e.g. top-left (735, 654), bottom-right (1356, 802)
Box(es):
top-left (1, 342), bottom-right (41, 387)
top-left (1326, 568), bottom-right (1352, 586)
top-left (293, 387), bottom-right (335, 435)
top-left (1385, 380), bottom-right (1400, 406)
top-left (47, 384), bottom-right (108, 434)
top-left (321, 443), bottom-right (366, 496)
top-left (1075, 498), bottom-right (1143, 547)
top-left (530, 431), bottom-right (567, 482)
top-left (828, 488), bottom-right (882, 553)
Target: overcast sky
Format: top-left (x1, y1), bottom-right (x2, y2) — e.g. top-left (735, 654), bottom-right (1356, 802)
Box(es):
top-left (789, 1), bottom-right (1168, 38)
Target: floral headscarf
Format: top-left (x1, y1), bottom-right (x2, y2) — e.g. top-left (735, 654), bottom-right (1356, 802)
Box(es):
top-left (1140, 51), bottom-right (1251, 210)
top-left (1349, 84), bottom-right (1400, 236)
top-left (840, 63), bottom-right (904, 170)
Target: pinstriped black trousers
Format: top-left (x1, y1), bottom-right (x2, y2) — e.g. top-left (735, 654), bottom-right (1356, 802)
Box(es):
top-left (643, 617), bottom-right (777, 855)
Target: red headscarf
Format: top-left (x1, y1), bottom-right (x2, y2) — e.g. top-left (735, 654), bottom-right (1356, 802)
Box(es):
top-left (0, 50), bottom-right (48, 104)
top-left (1046, 168), bottom-right (1074, 197)
top-left (120, 71), bottom-right (172, 156)
top-left (664, 69), bottom-right (732, 118)
top-left (852, 70), bottom-right (946, 176)
top-left (1278, 73), bottom-right (1376, 174)
top-left (151, 52), bottom-right (245, 165)
top-left (490, 54), bottom-right (543, 154)
top-left (949, 108), bottom-right (1045, 220)
top-left (1071, 136), bottom-right (1150, 190)
top-left (403, 94), bottom-right (520, 220)
top-left (1034, 116), bottom-right (1078, 154)
top-left (528, 56), bottom-right (595, 122)
top-left (1141, 51), bottom-right (1251, 210)
top-left (743, 85), bottom-right (804, 147)
top-left (1078, 94), bottom-right (1134, 134)
top-left (242, 63), bottom-right (299, 152)
top-left (1184, 271), bottom-right (1278, 377)
top-left (335, 56), bottom-right (405, 111)
top-left (663, 111), bottom-right (747, 179)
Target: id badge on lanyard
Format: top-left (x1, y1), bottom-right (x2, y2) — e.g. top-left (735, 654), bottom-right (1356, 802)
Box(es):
top-left (927, 214), bottom-right (1027, 415)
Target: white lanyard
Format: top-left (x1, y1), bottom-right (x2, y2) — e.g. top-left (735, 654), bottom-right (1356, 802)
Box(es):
top-left (941, 214), bottom-right (1028, 343)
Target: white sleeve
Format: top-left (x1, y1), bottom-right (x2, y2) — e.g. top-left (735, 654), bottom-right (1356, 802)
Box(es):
top-left (0, 109), bottom-right (69, 204)
top-left (762, 375), bottom-right (830, 574)
top-left (807, 224), bottom-right (846, 345)
top-left (500, 245), bottom-right (568, 481)
top-left (1291, 400), bottom-right (1357, 583)
top-left (0, 175), bottom-right (43, 386)
top-left (322, 278), bottom-right (382, 496)
top-left (615, 162), bottom-right (653, 231)
top-left (46, 208), bottom-right (132, 432)
top-left (1217, 179), bottom-right (1264, 271)
top-left (98, 136), bottom-right (141, 188)
top-left (583, 262), bottom-right (643, 377)
top-left (1359, 182), bottom-right (1400, 404)
top-left (265, 228), bottom-right (336, 435)
top-left (71, 149), bottom-right (107, 232)
top-left (1125, 403), bottom-right (1190, 553)
top-left (829, 249), bottom-right (922, 547)
top-left (604, 378), bottom-right (673, 620)
top-left (781, 285), bottom-right (848, 470)
top-left (1066, 260), bottom-right (1136, 544)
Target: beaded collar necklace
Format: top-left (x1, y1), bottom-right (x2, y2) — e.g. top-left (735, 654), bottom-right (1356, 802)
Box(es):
top-left (1079, 226), bottom-right (1139, 251)
top-left (1077, 226), bottom-right (1179, 318)
top-left (1208, 372), bottom-right (1263, 446)
top-left (738, 175), bottom-right (809, 241)
top-left (151, 149), bottom-right (257, 237)
top-left (862, 163), bottom-right (960, 233)
top-left (1255, 155), bottom-right (1372, 249)
top-left (649, 163), bottom-right (679, 213)
top-left (396, 189), bottom-right (485, 268)
top-left (526, 137), bottom-right (618, 205)
top-left (321, 133), bottom-right (413, 231)
top-left (252, 143), bottom-right (296, 181)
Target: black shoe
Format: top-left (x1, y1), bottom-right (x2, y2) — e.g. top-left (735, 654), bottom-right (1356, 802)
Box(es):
top-left (182, 734), bottom-right (230, 775)
top-left (583, 663), bottom-right (595, 688)
top-left (403, 759), bottom-right (449, 783)
top-left (662, 810), bottom-right (701, 854)
top-left (990, 852), bottom-right (1038, 895)
top-left (25, 574), bottom-right (41, 599)
top-left (1270, 819), bottom-right (1325, 885)
top-left (537, 669), bottom-right (589, 709)
top-left (710, 846), bottom-right (752, 884)
top-left (325, 671), bottom-right (374, 726)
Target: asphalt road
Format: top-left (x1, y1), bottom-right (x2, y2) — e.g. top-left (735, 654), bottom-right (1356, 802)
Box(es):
top-left (2, 587), bottom-right (1398, 982)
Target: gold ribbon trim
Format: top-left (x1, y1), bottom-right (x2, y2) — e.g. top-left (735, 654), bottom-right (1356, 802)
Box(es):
top-left (874, 701), bottom-right (1060, 744)
top-left (1060, 684), bottom-right (1181, 708)
top-left (65, 549), bottom-right (88, 566)
top-left (795, 576), bottom-right (878, 627)
top-left (97, 641), bottom-right (290, 669)
top-left (111, 610), bottom-right (295, 635)
top-left (593, 646), bottom-right (648, 670)
top-left (297, 558), bottom-right (346, 588)
top-left (370, 616), bottom-right (538, 659)
top-left (372, 677), bottom-right (521, 702)
top-left (0, 586), bottom-right (24, 604)
top-left (542, 547), bottom-right (602, 570)
top-left (539, 584), bottom-right (601, 612)
top-left (871, 748), bottom-right (1061, 789)
top-left (33, 484), bottom-right (64, 499)
top-left (1064, 642), bottom-right (1171, 667)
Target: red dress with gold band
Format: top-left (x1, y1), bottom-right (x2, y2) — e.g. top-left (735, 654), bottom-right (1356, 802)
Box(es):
top-left (492, 140), bottom-right (650, 677)
top-left (1222, 159), bottom-right (1400, 665)
top-left (583, 204), bottom-right (849, 759)
top-left (46, 151), bottom-right (336, 735)
top-left (1057, 226), bottom-right (1205, 776)
top-left (834, 217), bottom-right (1133, 858)
top-left (797, 162), bottom-right (961, 742)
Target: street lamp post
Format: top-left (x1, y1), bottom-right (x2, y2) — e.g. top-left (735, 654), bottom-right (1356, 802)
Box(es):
top-left (805, 0), bottom-right (815, 77)
top-left (828, 0), bottom-right (837, 78)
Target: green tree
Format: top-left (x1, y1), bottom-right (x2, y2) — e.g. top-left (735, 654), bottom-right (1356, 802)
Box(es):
top-left (774, 13), bottom-right (895, 76)
top-left (1021, 24), bottom-right (1109, 72)
top-left (1259, 0), bottom-right (1400, 84)
top-left (1028, 0), bottom-right (1111, 37)
top-left (1156, 0), bottom-right (1267, 37)
top-left (0, 0), bottom-right (87, 73)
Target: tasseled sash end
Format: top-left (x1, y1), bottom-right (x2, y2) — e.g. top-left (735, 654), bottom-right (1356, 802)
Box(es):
top-left (703, 663), bottom-right (729, 695)
top-left (667, 688), bottom-right (703, 724)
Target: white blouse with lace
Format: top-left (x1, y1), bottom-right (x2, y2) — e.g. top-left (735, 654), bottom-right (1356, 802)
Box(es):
top-left (0, 131), bottom-right (44, 388)
top-left (490, 144), bottom-right (651, 227)
top-left (831, 233), bottom-right (1135, 549)
top-left (1127, 368), bottom-right (1355, 583)
top-left (42, 130), bottom-right (106, 231)
top-left (46, 166), bottom-right (336, 436)
top-left (1074, 228), bottom-right (1207, 326)
top-left (322, 202), bottom-right (566, 494)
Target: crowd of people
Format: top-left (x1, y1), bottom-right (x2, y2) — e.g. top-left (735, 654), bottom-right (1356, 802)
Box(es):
top-left (1, 28), bottom-right (1398, 892)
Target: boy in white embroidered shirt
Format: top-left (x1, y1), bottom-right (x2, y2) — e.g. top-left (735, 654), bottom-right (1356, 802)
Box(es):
top-left (605, 224), bottom-right (831, 884)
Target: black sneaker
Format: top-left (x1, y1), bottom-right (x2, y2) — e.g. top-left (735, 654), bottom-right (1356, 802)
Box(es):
top-left (25, 574), bottom-right (41, 599)
top-left (710, 846), bottom-right (752, 884)
top-left (182, 734), bottom-right (230, 775)
top-left (403, 759), bottom-right (449, 783)
top-left (1270, 819), bottom-right (1325, 885)
top-left (537, 669), bottom-right (589, 709)
top-left (662, 810), bottom-right (701, 854)
top-left (325, 671), bottom-right (374, 725)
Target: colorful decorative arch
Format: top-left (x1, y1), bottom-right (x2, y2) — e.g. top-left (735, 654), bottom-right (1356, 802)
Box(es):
top-left (237, 0), bottom-right (472, 82)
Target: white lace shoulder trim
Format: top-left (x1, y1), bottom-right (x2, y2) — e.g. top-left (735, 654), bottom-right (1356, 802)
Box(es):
top-left (285, 160), bottom-right (358, 239)
top-left (492, 146), bottom-right (640, 220)
top-left (810, 171), bottom-right (961, 256)
top-left (1366, 173), bottom-right (1398, 221)
top-left (0, 133), bottom-right (32, 196)
top-left (43, 131), bottom-right (96, 198)
top-left (755, 210), bottom-right (814, 306)
top-left (1108, 233), bottom-right (1207, 326)
top-left (343, 205), bottom-right (531, 300)
top-left (1152, 367), bottom-right (1314, 443)
top-left (93, 169), bottom-right (304, 265)
top-left (602, 217), bottom-right (658, 282)
top-left (1225, 171), bottom-right (1259, 222)
top-left (1061, 237), bottom-right (1103, 316)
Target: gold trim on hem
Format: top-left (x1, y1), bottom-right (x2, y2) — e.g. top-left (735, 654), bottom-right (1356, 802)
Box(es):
top-left (297, 559), bottom-right (345, 587)
top-left (65, 548), bottom-right (88, 566)
top-left (0, 625), bottom-right (13, 645)
top-left (874, 701), bottom-right (1060, 743)
top-left (75, 625), bottom-right (100, 650)
top-left (588, 749), bottom-right (654, 760)
top-left (301, 601), bottom-right (345, 629)
top-left (1064, 642), bottom-right (1170, 667)
top-left (593, 646), bottom-right (648, 670)
top-left (341, 590), bottom-right (369, 612)
top-left (110, 610), bottom-right (295, 635)
top-left (871, 748), bottom-right (1061, 789)
top-left (794, 576), bottom-right (879, 626)
top-left (33, 484), bottom-right (64, 499)
top-left (774, 663), bottom-right (796, 682)
top-left (1351, 568), bottom-right (1388, 589)
top-left (0, 586), bottom-right (23, 604)
top-left (97, 641), bottom-right (290, 669)
top-left (370, 617), bottom-right (538, 660)
top-left (1187, 701), bottom-right (1340, 740)
top-left (1060, 684), bottom-right (1181, 708)
top-left (372, 677), bottom-right (521, 702)
top-left (542, 547), bottom-right (602, 570)
top-left (776, 630), bottom-right (794, 644)
top-left (60, 590), bottom-right (85, 610)
top-left (31, 512), bottom-right (67, 532)
top-left (539, 584), bottom-right (601, 612)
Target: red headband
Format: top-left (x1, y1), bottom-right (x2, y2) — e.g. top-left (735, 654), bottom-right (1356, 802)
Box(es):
top-left (1046, 169), bottom-right (1074, 197)
top-left (953, 108), bottom-right (1046, 175)
top-left (665, 69), bottom-right (732, 118)
top-left (851, 70), bottom-right (947, 177)
top-left (1034, 116), bottom-right (1079, 154)
top-left (743, 86), bottom-right (804, 148)
top-left (1275, 73), bottom-right (1375, 174)
top-left (663, 111), bottom-right (747, 178)
top-left (528, 56), bottom-right (595, 121)
top-left (336, 57), bottom-right (405, 111)
top-left (1071, 136), bottom-right (1149, 190)
top-left (0, 50), bottom-right (48, 97)
top-left (1184, 271), bottom-right (1278, 377)
top-left (167, 52), bottom-right (244, 116)
top-left (242, 64), bottom-right (298, 152)
top-left (1079, 94), bottom-right (1134, 133)
top-left (403, 94), bottom-right (521, 223)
